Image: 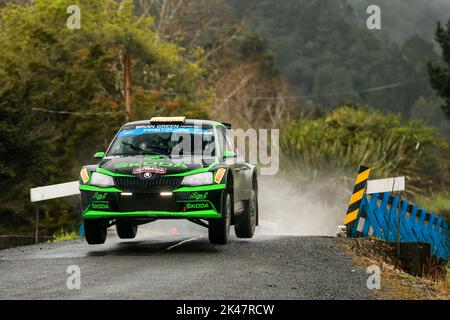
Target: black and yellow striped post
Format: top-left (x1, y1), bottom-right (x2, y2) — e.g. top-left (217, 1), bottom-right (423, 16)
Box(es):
top-left (344, 166), bottom-right (371, 236)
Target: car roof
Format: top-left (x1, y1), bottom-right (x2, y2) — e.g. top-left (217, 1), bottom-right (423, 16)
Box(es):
top-left (123, 119), bottom-right (225, 128)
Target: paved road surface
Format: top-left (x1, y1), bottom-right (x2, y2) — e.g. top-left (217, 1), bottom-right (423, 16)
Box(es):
top-left (0, 233), bottom-right (374, 299)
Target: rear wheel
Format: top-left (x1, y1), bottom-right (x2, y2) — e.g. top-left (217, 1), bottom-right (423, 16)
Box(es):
top-left (235, 190), bottom-right (257, 238)
top-left (84, 219), bottom-right (107, 245)
top-left (116, 220), bottom-right (138, 239)
top-left (208, 192), bottom-right (231, 245)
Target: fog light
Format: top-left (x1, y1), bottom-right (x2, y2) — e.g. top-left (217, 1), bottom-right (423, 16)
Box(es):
top-left (121, 192), bottom-right (133, 196)
top-left (160, 191), bottom-right (173, 197)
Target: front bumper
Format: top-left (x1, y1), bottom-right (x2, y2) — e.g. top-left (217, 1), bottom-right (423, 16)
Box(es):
top-left (83, 209), bottom-right (221, 219)
top-left (80, 184), bottom-right (225, 220)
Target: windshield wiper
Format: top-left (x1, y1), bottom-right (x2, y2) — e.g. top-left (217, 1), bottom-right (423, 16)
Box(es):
top-left (145, 145), bottom-right (172, 154)
top-left (121, 141), bottom-right (145, 152)
top-left (121, 141), bottom-right (172, 155)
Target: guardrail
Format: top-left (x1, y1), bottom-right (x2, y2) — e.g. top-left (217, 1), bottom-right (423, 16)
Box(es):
top-left (29, 181), bottom-right (80, 244)
top-left (344, 166), bottom-right (449, 261)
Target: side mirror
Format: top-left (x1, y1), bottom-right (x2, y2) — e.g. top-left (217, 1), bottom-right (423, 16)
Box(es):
top-left (223, 151), bottom-right (237, 158)
top-left (94, 152), bottom-right (105, 159)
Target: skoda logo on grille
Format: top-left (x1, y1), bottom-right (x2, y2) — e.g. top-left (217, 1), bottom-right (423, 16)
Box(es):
top-left (143, 172), bottom-right (152, 179)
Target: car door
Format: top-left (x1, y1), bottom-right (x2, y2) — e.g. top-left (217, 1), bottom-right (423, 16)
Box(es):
top-left (231, 159), bottom-right (252, 202)
top-left (221, 127), bottom-right (252, 204)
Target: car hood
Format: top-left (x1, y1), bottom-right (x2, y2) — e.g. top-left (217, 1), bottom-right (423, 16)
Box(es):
top-left (98, 155), bottom-right (216, 176)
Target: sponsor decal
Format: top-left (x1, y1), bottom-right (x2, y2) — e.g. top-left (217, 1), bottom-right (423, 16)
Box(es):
top-left (80, 168), bottom-right (90, 184)
top-left (117, 127), bottom-right (210, 138)
top-left (186, 202), bottom-right (210, 210)
top-left (92, 192), bottom-right (107, 201)
top-left (114, 162), bottom-right (188, 169)
top-left (132, 166), bottom-right (167, 175)
top-left (144, 155), bottom-right (167, 160)
top-left (190, 192), bottom-right (208, 200)
top-left (214, 168), bottom-right (226, 184)
top-left (92, 202), bottom-right (110, 210)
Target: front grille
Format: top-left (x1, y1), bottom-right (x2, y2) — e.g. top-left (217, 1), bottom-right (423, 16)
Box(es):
top-left (116, 193), bottom-right (181, 212)
top-left (114, 176), bottom-right (183, 192)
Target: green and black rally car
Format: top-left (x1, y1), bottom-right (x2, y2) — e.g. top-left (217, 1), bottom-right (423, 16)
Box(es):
top-left (79, 117), bottom-right (258, 245)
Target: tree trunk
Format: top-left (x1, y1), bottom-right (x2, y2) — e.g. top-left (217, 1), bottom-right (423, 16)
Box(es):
top-left (124, 52), bottom-right (132, 122)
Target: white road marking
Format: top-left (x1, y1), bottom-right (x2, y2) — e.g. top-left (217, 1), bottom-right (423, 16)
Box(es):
top-left (0, 235), bottom-right (205, 260)
top-left (162, 236), bottom-right (204, 253)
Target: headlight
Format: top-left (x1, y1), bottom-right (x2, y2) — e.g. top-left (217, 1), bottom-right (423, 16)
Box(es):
top-left (90, 172), bottom-right (114, 188)
top-left (181, 172), bottom-right (213, 186)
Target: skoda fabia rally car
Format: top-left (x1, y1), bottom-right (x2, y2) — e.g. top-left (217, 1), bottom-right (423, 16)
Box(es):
top-left (79, 117), bottom-right (258, 245)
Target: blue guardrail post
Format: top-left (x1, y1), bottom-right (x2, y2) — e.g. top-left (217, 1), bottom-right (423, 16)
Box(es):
top-left (78, 223), bottom-right (85, 237)
top-left (349, 192), bottom-right (449, 261)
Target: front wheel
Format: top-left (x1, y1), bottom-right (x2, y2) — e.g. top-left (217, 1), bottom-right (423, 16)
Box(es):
top-left (208, 192), bottom-right (231, 245)
top-left (84, 219), bottom-right (107, 245)
top-left (235, 190), bottom-right (257, 238)
top-left (116, 220), bottom-right (138, 239)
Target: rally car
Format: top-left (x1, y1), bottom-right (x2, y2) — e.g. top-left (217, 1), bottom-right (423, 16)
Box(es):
top-left (79, 117), bottom-right (258, 245)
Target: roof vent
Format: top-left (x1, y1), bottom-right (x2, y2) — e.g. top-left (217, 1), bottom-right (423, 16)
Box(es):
top-left (150, 117), bottom-right (186, 123)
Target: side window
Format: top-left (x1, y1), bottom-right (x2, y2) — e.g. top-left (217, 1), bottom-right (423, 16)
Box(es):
top-left (224, 128), bottom-right (236, 153)
top-left (202, 132), bottom-right (216, 157)
top-left (216, 128), bottom-right (225, 156)
top-left (217, 126), bottom-right (235, 156)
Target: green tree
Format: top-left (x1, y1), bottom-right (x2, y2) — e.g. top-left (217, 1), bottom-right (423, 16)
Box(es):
top-left (0, 0), bottom-right (210, 235)
top-left (347, 0), bottom-right (450, 45)
top-left (229, 0), bottom-right (442, 119)
top-left (428, 20), bottom-right (450, 119)
top-left (280, 106), bottom-right (449, 195)
top-left (135, 0), bottom-right (283, 128)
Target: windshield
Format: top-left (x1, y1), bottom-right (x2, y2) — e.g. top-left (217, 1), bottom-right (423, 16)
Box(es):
top-left (106, 125), bottom-right (216, 157)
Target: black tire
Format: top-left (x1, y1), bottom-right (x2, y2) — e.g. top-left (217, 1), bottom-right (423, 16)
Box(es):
top-left (116, 220), bottom-right (138, 239)
top-left (84, 219), bottom-right (107, 245)
top-left (208, 192), bottom-right (231, 245)
top-left (235, 190), bottom-right (257, 238)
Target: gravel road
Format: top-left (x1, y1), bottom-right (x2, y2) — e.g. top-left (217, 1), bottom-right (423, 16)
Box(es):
top-left (0, 233), bottom-right (374, 299)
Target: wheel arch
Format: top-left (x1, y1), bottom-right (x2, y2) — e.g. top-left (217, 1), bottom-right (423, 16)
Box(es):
top-left (252, 169), bottom-right (258, 191)
top-left (251, 168), bottom-right (259, 226)
top-left (224, 169), bottom-right (236, 224)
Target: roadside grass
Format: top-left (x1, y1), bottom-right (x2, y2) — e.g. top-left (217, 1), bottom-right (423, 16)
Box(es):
top-left (47, 230), bottom-right (81, 243)
top-left (414, 191), bottom-right (450, 223)
top-left (447, 263), bottom-right (450, 279)
top-left (341, 238), bottom-right (450, 300)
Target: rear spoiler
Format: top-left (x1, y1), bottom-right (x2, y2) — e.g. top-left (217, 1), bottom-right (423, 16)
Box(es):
top-left (222, 122), bottom-right (232, 129)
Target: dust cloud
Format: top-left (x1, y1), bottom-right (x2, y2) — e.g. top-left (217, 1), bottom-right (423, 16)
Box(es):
top-left (257, 175), bottom-right (350, 236)
top-left (136, 174), bottom-right (351, 238)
